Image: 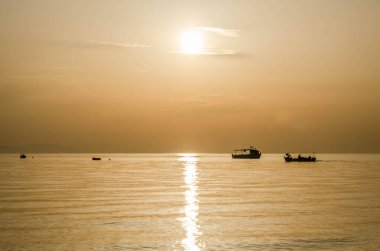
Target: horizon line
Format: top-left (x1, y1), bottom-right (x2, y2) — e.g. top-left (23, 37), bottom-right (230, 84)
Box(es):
top-left (1, 152), bottom-right (380, 154)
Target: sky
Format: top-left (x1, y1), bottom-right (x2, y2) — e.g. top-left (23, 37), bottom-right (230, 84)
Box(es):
top-left (0, 0), bottom-right (379, 153)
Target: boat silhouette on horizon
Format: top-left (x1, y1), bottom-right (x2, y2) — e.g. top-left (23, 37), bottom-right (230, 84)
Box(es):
top-left (232, 146), bottom-right (261, 159)
top-left (284, 153), bottom-right (316, 162)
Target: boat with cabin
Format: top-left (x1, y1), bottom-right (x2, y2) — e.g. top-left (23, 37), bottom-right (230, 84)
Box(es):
top-left (284, 153), bottom-right (316, 162)
top-left (232, 146), bottom-right (261, 159)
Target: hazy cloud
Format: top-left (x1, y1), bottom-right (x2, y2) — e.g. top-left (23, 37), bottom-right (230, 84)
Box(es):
top-left (175, 48), bottom-right (241, 56)
top-left (200, 48), bottom-right (240, 56)
top-left (176, 26), bottom-right (240, 55)
top-left (196, 27), bottom-right (239, 37)
top-left (172, 94), bottom-right (246, 107)
top-left (87, 41), bottom-right (152, 48)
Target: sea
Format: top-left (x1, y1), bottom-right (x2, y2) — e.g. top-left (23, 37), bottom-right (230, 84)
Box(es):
top-left (0, 154), bottom-right (379, 250)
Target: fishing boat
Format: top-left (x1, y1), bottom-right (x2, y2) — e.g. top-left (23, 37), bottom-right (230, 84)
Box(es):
top-left (284, 153), bottom-right (316, 162)
top-left (20, 154), bottom-right (26, 159)
top-left (92, 157), bottom-right (101, 160)
top-left (232, 146), bottom-right (261, 159)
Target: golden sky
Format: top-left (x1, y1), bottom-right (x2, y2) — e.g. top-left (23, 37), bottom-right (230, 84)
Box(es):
top-left (0, 0), bottom-right (379, 153)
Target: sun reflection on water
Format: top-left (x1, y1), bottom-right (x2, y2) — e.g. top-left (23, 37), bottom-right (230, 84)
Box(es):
top-left (178, 154), bottom-right (201, 251)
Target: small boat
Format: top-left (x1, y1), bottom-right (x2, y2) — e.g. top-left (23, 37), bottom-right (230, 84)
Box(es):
top-left (20, 154), bottom-right (26, 159)
top-left (284, 153), bottom-right (316, 162)
top-left (92, 157), bottom-right (101, 160)
top-left (232, 146), bottom-right (261, 159)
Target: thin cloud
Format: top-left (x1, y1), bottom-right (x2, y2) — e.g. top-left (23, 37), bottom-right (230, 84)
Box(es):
top-left (175, 26), bottom-right (241, 55)
top-left (174, 48), bottom-right (241, 56)
top-left (200, 48), bottom-right (240, 56)
top-left (47, 39), bottom-right (152, 50)
top-left (195, 27), bottom-right (239, 37)
top-left (88, 41), bottom-right (151, 48)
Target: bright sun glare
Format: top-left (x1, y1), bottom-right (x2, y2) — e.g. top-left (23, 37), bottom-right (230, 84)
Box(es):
top-left (180, 30), bottom-right (204, 54)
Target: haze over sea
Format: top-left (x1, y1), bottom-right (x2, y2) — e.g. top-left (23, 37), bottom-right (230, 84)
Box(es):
top-left (0, 154), bottom-right (379, 250)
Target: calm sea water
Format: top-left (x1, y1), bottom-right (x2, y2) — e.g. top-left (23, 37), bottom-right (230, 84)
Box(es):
top-left (0, 154), bottom-right (379, 250)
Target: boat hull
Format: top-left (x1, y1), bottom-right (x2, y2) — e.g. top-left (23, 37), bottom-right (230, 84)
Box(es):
top-left (232, 153), bottom-right (261, 159)
top-left (284, 157), bottom-right (316, 162)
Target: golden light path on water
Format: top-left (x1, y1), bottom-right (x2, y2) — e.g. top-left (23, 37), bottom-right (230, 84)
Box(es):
top-left (178, 154), bottom-right (202, 251)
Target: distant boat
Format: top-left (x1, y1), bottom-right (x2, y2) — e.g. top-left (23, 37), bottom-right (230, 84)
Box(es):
top-left (284, 153), bottom-right (316, 162)
top-left (92, 157), bottom-right (101, 160)
top-left (20, 154), bottom-right (26, 159)
top-left (232, 146), bottom-right (261, 159)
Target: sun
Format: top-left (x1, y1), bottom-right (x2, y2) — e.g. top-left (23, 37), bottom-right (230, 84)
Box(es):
top-left (180, 30), bottom-right (204, 54)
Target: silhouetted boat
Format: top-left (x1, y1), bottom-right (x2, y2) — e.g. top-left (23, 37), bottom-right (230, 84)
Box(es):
top-left (232, 146), bottom-right (261, 159)
top-left (284, 153), bottom-right (316, 162)
top-left (20, 154), bottom-right (26, 159)
top-left (92, 157), bottom-right (101, 160)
